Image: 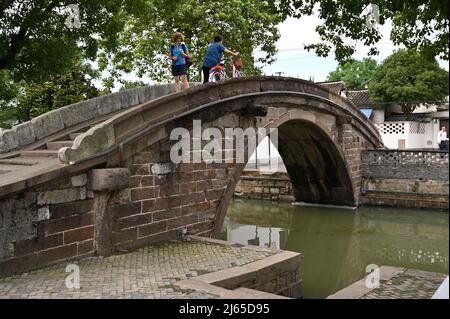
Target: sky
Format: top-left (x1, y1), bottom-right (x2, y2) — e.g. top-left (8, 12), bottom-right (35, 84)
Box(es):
top-left (260, 15), bottom-right (448, 81)
top-left (113, 11), bottom-right (448, 89)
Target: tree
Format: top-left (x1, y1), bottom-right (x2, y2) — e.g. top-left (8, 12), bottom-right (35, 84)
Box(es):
top-left (0, 0), bottom-right (147, 83)
top-left (278, 0), bottom-right (449, 61)
top-left (327, 58), bottom-right (378, 89)
top-left (1, 0), bottom-right (285, 86)
top-left (0, 70), bottom-right (19, 128)
top-left (14, 60), bottom-right (105, 123)
top-left (368, 49), bottom-right (449, 116)
top-left (97, 0), bottom-right (284, 83)
top-left (119, 80), bottom-right (149, 91)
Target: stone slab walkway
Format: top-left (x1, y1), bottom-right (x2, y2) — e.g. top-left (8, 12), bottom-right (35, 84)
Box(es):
top-left (328, 266), bottom-right (447, 299)
top-left (0, 239), bottom-right (275, 299)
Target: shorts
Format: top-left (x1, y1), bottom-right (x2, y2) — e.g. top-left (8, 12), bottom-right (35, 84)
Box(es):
top-left (171, 64), bottom-right (187, 76)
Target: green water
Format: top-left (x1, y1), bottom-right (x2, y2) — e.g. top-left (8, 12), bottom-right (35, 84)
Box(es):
top-left (221, 198), bottom-right (449, 299)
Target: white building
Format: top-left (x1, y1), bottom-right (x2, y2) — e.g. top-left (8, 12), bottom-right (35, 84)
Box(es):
top-left (341, 86), bottom-right (449, 150)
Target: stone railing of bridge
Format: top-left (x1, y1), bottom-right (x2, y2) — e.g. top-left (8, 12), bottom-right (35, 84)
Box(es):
top-left (0, 83), bottom-right (198, 154)
top-left (56, 76), bottom-right (383, 165)
top-left (361, 149), bottom-right (449, 181)
top-left (360, 149), bottom-right (449, 209)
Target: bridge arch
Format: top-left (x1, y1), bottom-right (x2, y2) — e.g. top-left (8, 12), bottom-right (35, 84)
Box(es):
top-left (211, 108), bottom-right (356, 237)
top-left (0, 77), bottom-right (383, 275)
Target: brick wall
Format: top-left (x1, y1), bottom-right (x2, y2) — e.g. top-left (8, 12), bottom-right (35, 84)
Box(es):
top-left (341, 123), bottom-right (372, 205)
top-left (112, 115), bottom-right (242, 251)
top-left (362, 150), bottom-right (449, 181)
top-left (234, 171), bottom-right (294, 201)
top-left (360, 150), bottom-right (449, 210)
top-left (0, 174), bottom-right (95, 276)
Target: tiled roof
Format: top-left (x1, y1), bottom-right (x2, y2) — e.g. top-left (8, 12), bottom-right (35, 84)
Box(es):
top-left (317, 81), bottom-right (346, 95)
top-left (347, 90), bottom-right (375, 108)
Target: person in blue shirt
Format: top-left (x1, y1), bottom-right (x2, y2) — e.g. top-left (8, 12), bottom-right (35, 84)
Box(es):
top-left (202, 35), bottom-right (239, 83)
top-left (168, 32), bottom-right (190, 92)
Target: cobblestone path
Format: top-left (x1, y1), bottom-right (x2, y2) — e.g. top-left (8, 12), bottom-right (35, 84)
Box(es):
top-left (361, 269), bottom-right (447, 299)
top-left (0, 240), bottom-right (274, 299)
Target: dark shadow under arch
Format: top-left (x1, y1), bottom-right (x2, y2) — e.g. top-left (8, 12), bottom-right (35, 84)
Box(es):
top-left (277, 120), bottom-right (354, 206)
top-left (212, 118), bottom-right (355, 237)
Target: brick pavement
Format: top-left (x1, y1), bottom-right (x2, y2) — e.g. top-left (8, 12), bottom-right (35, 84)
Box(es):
top-left (361, 269), bottom-right (447, 299)
top-left (0, 240), bottom-right (274, 299)
top-left (328, 266), bottom-right (447, 299)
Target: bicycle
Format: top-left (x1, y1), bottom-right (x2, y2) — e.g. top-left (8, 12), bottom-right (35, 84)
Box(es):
top-left (208, 56), bottom-right (246, 82)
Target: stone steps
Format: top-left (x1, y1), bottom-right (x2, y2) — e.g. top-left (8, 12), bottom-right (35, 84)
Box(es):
top-left (46, 141), bottom-right (74, 150)
top-left (20, 149), bottom-right (59, 158)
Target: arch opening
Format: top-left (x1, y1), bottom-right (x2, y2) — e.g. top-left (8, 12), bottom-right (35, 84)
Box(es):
top-left (276, 120), bottom-right (354, 206)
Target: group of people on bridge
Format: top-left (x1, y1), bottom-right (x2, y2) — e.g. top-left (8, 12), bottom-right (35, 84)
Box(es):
top-left (167, 33), bottom-right (240, 92)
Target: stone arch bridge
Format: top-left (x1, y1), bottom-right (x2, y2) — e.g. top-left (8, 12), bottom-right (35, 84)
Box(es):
top-left (0, 77), bottom-right (383, 276)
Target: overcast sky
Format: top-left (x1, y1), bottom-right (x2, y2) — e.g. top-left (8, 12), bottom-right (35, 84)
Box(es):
top-left (113, 12), bottom-right (448, 90)
top-left (260, 15), bottom-right (448, 81)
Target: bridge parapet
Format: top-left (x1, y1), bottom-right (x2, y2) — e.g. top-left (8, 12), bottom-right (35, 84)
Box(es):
top-left (0, 84), bottom-right (180, 154)
top-left (58, 76), bottom-right (383, 164)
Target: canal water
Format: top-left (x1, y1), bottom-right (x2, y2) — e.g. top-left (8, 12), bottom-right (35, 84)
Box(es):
top-left (220, 198), bottom-right (449, 299)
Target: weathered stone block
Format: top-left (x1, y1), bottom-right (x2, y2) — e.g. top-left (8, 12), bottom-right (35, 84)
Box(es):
top-left (37, 188), bottom-right (85, 205)
top-left (119, 88), bottom-right (140, 109)
top-left (6, 224), bottom-right (37, 242)
top-left (60, 99), bottom-right (99, 128)
top-left (59, 120), bottom-right (116, 164)
top-left (71, 174), bottom-right (87, 187)
top-left (88, 168), bottom-right (130, 192)
top-left (96, 92), bottom-right (124, 115)
top-left (137, 86), bottom-right (156, 104)
top-left (0, 128), bottom-right (18, 152)
top-left (13, 122), bottom-right (36, 147)
top-left (12, 208), bottom-right (36, 225)
top-left (37, 206), bottom-right (50, 221)
top-left (31, 109), bottom-right (64, 139)
top-left (151, 163), bottom-right (174, 175)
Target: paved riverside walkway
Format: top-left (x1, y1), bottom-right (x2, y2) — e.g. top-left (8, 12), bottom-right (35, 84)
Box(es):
top-left (0, 239), bottom-right (275, 299)
top-left (328, 266), bottom-right (447, 299)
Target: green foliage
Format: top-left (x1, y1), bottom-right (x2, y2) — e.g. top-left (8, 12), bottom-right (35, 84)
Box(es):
top-left (96, 0), bottom-right (284, 82)
top-left (15, 61), bottom-right (104, 123)
top-left (327, 58), bottom-right (378, 89)
top-left (0, 69), bottom-right (19, 128)
top-left (1, 0), bottom-right (284, 86)
top-left (278, 0), bottom-right (449, 61)
top-left (119, 80), bottom-right (149, 91)
top-left (368, 49), bottom-right (449, 115)
top-left (0, 0), bottom-right (147, 83)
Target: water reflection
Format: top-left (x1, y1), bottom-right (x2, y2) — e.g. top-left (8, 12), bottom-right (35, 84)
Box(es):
top-left (221, 198), bottom-right (449, 299)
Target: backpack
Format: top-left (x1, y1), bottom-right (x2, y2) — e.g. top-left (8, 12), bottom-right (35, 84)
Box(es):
top-left (171, 44), bottom-right (193, 68)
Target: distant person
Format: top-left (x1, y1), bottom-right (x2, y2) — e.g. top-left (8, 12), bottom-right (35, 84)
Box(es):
top-left (202, 35), bottom-right (239, 83)
top-left (168, 32), bottom-right (190, 92)
top-left (438, 126), bottom-right (449, 150)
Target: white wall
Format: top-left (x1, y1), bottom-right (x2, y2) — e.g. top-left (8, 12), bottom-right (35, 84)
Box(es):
top-left (376, 121), bottom-right (437, 149)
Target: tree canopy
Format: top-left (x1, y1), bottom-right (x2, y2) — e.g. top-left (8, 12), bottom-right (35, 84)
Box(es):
top-left (368, 49), bottom-right (449, 115)
top-left (97, 0), bottom-right (283, 84)
top-left (1, 1), bottom-right (448, 127)
top-left (278, 0), bottom-right (449, 61)
top-left (327, 58), bottom-right (378, 90)
top-left (0, 0), bottom-right (285, 127)
top-left (0, 0), bottom-right (284, 85)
